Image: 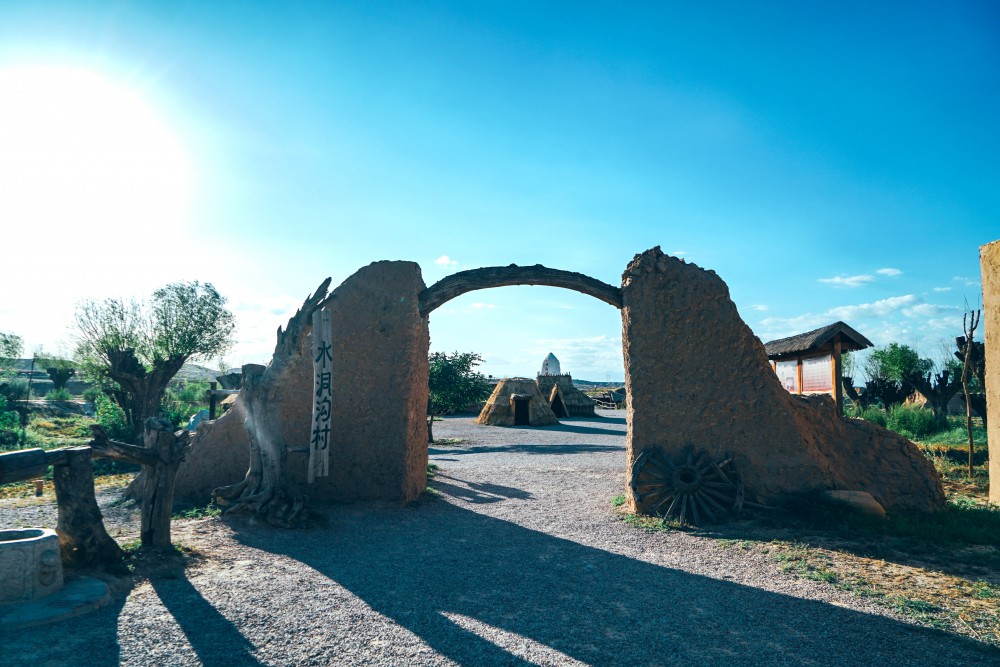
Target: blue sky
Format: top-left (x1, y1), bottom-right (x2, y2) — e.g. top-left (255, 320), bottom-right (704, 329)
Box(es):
top-left (1, 2), bottom-right (996, 380)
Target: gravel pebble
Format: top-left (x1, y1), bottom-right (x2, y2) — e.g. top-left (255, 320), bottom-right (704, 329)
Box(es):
top-left (3, 410), bottom-right (996, 665)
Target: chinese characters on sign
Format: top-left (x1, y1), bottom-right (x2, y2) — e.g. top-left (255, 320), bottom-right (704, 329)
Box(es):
top-left (309, 307), bottom-right (333, 483)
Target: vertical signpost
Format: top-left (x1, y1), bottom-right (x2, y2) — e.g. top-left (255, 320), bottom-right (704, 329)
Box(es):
top-left (309, 308), bottom-right (333, 483)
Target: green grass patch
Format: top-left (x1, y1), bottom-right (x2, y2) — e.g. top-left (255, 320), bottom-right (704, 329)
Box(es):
top-left (612, 495), bottom-right (684, 531)
top-left (888, 497), bottom-right (1000, 547)
top-left (173, 501), bottom-right (222, 520)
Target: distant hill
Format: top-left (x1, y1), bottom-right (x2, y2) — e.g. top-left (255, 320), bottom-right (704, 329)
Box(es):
top-left (572, 378), bottom-right (626, 387)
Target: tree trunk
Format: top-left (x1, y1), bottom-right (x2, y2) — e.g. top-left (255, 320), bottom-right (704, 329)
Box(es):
top-left (89, 419), bottom-right (191, 549)
top-left (105, 348), bottom-right (185, 442)
top-left (213, 278), bottom-right (332, 527)
top-left (140, 420), bottom-right (189, 548)
top-left (427, 414), bottom-right (435, 443)
top-left (52, 447), bottom-right (124, 568)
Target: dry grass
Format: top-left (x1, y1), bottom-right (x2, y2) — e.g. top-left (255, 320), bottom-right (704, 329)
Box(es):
top-left (0, 472), bottom-right (134, 504)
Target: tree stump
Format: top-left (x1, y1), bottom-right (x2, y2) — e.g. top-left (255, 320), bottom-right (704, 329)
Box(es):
top-left (52, 447), bottom-right (124, 568)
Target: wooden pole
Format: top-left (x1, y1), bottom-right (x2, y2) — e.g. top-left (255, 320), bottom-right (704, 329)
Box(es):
top-left (833, 338), bottom-right (843, 416)
top-left (209, 381), bottom-right (218, 419)
top-left (140, 421), bottom-right (187, 547)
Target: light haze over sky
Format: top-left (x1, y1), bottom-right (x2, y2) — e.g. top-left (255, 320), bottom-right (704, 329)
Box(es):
top-left (1, 2), bottom-right (996, 381)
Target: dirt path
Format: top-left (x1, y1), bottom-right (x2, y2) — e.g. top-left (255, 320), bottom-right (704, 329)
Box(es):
top-left (3, 412), bottom-right (997, 665)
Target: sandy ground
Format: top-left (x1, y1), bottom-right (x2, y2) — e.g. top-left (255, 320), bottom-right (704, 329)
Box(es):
top-left (2, 410), bottom-right (997, 665)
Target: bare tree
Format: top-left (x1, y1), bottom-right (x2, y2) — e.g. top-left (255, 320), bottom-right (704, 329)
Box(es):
top-left (960, 309), bottom-right (981, 478)
top-left (214, 278), bottom-right (331, 527)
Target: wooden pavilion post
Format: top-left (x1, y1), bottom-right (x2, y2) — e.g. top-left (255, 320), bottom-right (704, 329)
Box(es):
top-left (833, 337), bottom-right (843, 415)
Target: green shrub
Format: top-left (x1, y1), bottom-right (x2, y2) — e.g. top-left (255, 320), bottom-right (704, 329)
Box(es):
top-left (82, 388), bottom-right (101, 403)
top-left (94, 393), bottom-right (133, 442)
top-left (851, 405), bottom-right (887, 427)
top-left (45, 388), bottom-right (72, 401)
top-left (854, 404), bottom-right (945, 439)
top-left (162, 381), bottom-right (210, 429)
top-left (0, 395), bottom-right (18, 431)
top-left (0, 378), bottom-right (29, 402)
top-left (885, 405), bottom-right (943, 439)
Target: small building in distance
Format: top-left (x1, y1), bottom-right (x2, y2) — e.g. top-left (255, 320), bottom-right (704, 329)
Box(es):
top-left (535, 353), bottom-right (597, 417)
top-left (763, 321), bottom-right (873, 414)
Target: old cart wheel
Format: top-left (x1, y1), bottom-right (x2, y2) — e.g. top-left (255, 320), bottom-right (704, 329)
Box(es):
top-left (629, 446), bottom-right (743, 525)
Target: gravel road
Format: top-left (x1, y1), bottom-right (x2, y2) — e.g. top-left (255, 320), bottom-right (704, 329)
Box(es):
top-left (3, 410), bottom-right (997, 665)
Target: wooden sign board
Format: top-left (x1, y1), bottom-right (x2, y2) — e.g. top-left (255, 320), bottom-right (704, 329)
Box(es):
top-left (309, 307), bottom-right (333, 483)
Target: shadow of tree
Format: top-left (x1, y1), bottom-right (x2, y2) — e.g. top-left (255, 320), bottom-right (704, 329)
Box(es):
top-left (150, 575), bottom-right (264, 667)
top-left (431, 474), bottom-right (534, 503)
top-left (228, 500), bottom-right (996, 666)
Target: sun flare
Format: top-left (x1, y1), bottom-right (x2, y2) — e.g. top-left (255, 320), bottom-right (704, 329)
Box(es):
top-left (0, 65), bottom-right (193, 245)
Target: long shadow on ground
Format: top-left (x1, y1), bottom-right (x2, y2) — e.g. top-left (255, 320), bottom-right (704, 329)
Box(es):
top-left (150, 575), bottom-right (264, 667)
top-left (230, 497), bottom-right (997, 666)
top-left (547, 423), bottom-right (628, 436)
top-left (430, 443), bottom-right (623, 457)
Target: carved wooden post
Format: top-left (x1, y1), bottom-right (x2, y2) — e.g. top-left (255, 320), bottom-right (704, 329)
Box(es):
top-left (52, 447), bottom-right (124, 567)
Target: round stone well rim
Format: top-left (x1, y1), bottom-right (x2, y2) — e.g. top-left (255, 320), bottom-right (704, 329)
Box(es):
top-left (0, 527), bottom-right (54, 543)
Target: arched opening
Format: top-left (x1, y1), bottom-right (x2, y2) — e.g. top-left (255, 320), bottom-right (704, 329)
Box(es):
top-left (422, 264), bottom-right (628, 513)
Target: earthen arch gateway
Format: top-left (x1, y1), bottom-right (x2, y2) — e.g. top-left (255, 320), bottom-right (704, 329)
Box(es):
top-left (175, 247), bottom-right (944, 515)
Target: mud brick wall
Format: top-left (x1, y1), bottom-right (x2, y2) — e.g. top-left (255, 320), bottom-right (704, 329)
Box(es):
top-left (982, 240), bottom-right (1000, 503)
top-left (621, 247), bottom-right (943, 513)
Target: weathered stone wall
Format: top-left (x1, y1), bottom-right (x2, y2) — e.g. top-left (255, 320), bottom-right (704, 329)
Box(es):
top-left (982, 240), bottom-right (1000, 504)
top-left (172, 396), bottom-right (250, 503)
top-left (622, 247), bottom-right (944, 513)
top-left (174, 261), bottom-right (429, 504)
top-left (303, 261), bottom-right (429, 502)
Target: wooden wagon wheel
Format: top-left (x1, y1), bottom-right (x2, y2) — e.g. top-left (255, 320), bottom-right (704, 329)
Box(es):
top-left (629, 445), bottom-right (743, 525)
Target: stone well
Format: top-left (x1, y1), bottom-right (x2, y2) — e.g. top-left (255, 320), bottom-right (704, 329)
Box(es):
top-left (0, 528), bottom-right (63, 605)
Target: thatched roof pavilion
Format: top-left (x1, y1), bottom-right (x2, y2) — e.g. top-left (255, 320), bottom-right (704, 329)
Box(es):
top-left (763, 320), bottom-right (873, 413)
top-left (764, 321), bottom-right (873, 359)
top-left (475, 378), bottom-right (559, 427)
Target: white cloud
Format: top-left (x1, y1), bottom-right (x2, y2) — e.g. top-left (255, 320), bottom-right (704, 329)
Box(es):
top-left (900, 303), bottom-right (963, 319)
top-left (749, 304), bottom-right (769, 311)
top-left (435, 255), bottom-right (458, 267)
top-left (876, 268), bottom-right (902, 276)
top-left (469, 302), bottom-right (496, 310)
top-left (952, 276), bottom-right (980, 287)
top-left (818, 274), bottom-right (874, 288)
top-left (670, 250), bottom-right (687, 257)
top-left (758, 294), bottom-right (920, 340)
top-left (827, 294), bottom-right (919, 319)
top-left (933, 287), bottom-right (953, 292)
